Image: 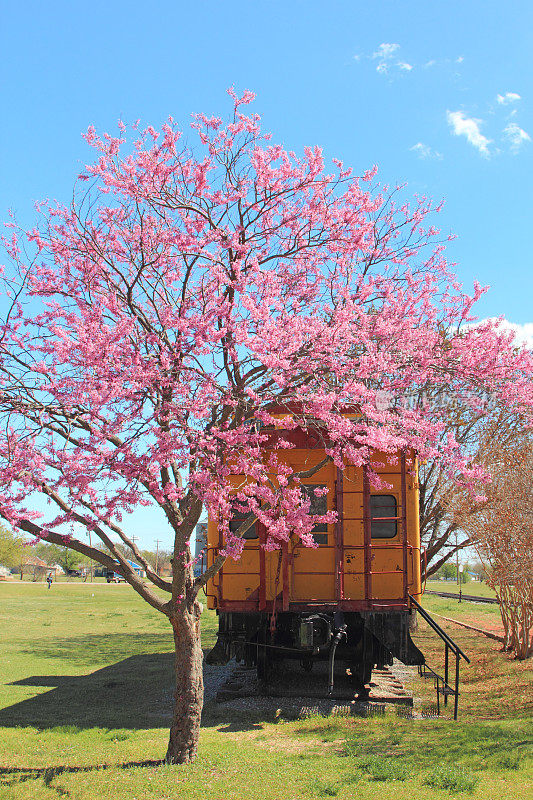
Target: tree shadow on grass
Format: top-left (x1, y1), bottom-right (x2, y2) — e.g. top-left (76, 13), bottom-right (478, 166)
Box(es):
top-left (0, 760), bottom-right (165, 792)
top-left (0, 649), bottom-right (276, 733)
top-left (0, 653), bottom-right (176, 730)
top-left (202, 705), bottom-right (278, 732)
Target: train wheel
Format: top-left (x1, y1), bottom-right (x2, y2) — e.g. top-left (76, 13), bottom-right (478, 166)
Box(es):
top-left (348, 661), bottom-right (372, 697)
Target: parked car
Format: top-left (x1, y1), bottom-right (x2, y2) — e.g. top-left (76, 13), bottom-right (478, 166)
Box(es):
top-left (66, 569), bottom-right (82, 577)
top-left (106, 571), bottom-right (126, 583)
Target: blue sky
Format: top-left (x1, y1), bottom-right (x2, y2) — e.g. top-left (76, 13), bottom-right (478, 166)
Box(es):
top-left (2, 0), bottom-right (532, 549)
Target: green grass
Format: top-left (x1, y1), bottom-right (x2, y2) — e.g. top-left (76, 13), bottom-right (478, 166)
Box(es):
top-left (8, 575), bottom-right (109, 583)
top-left (354, 754), bottom-right (412, 781)
top-left (419, 590), bottom-right (504, 637)
top-left (424, 764), bottom-right (479, 793)
top-left (425, 580), bottom-right (497, 599)
top-left (413, 594), bottom-right (532, 720)
top-left (1, 582), bottom-right (532, 800)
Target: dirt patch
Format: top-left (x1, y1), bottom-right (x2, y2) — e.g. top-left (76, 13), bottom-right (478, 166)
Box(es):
top-left (431, 611), bottom-right (504, 640)
top-left (221, 730), bottom-right (344, 754)
top-left (460, 616), bottom-right (504, 635)
top-left (259, 736), bottom-right (344, 754)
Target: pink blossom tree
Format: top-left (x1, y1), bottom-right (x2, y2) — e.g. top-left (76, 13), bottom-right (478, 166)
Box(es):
top-left (0, 90), bottom-right (532, 763)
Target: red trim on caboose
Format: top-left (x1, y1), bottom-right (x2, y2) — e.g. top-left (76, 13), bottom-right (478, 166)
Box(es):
top-left (362, 464), bottom-right (372, 603)
top-left (335, 466), bottom-right (344, 602)
top-left (258, 521), bottom-right (267, 611)
top-left (400, 449), bottom-right (409, 604)
top-left (217, 599), bottom-right (411, 613)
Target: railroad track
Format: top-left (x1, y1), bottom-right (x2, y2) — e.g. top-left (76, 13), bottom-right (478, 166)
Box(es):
top-left (215, 659), bottom-right (414, 709)
top-left (425, 590), bottom-right (498, 605)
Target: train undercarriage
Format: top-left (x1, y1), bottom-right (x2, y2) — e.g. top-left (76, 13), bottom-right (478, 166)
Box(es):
top-left (207, 609), bottom-right (425, 697)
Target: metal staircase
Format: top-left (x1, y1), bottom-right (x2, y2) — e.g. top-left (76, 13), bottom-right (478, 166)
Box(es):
top-left (409, 594), bottom-right (471, 720)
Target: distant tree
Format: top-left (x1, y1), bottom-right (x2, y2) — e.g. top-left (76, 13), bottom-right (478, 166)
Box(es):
top-left (45, 545), bottom-right (80, 573)
top-left (0, 90), bottom-right (531, 762)
top-left (140, 549), bottom-right (156, 565)
top-left (470, 560), bottom-right (487, 582)
top-left (139, 548), bottom-right (171, 573)
top-left (0, 526), bottom-right (25, 569)
top-left (101, 541), bottom-right (154, 567)
top-left (61, 549), bottom-right (81, 573)
top-left (438, 562), bottom-right (456, 581)
top-left (459, 565), bottom-right (471, 585)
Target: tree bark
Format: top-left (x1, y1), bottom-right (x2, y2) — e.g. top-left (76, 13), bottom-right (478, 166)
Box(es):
top-left (165, 601), bottom-right (204, 764)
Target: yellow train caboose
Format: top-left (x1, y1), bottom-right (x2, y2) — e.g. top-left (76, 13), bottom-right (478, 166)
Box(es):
top-left (206, 413), bottom-right (425, 696)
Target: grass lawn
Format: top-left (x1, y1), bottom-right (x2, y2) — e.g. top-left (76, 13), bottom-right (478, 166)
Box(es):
top-left (425, 580), bottom-right (497, 599)
top-left (0, 582), bottom-right (531, 799)
top-left (418, 592), bottom-right (505, 641)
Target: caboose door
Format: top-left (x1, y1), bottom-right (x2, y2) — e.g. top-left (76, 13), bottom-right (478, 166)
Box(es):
top-left (341, 456), bottom-right (407, 605)
top-left (289, 463), bottom-right (336, 602)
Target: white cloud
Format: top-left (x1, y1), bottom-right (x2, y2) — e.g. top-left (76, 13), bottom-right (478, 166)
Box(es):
top-left (373, 43), bottom-right (400, 61)
top-left (503, 122), bottom-right (531, 152)
top-left (410, 142), bottom-right (443, 160)
top-left (481, 319), bottom-right (533, 349)
top-left (356, 49), bottom-right (466, 76)
top-left (353, 43), bottom-right (415, 75)
top-left (446, 110), bottom-right (491, 157)
top-left (372, 42), bottom-right (406, 74)
top-left (497, 92), bottom-right (521, 105)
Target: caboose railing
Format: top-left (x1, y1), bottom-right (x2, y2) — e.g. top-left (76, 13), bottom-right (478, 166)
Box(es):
top-left (409, 594), bottom-right (470, 720)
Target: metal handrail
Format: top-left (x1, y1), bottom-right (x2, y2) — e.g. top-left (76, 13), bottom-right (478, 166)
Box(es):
top-left (409, 593), bottom-right (470, 720)
top-left (409, 594), bottom-right (470, 663)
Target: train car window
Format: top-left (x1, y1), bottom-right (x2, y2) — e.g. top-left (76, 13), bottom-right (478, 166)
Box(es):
top-left (370, 495), bottom-right (397, 539)
top-left (303, 484), bottom-right (328, 544)
top-left (229, 503), bottom-right (258, 540)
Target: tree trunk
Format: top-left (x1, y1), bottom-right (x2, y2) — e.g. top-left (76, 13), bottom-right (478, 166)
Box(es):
top-left (165, 601), bottom-right (204, 764)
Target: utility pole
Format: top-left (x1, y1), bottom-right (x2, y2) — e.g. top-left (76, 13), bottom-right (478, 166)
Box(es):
top-left (154, 539), bottom-right (162, 575)
top-left (88, 531), bottom-right (93, 582)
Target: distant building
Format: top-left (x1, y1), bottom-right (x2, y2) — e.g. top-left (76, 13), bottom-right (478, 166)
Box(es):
top-left (195, 523), bottom-right (207, 557)
top-left (194, 523), bottom-right (207, 577)
top-left (94, 566), bottom-right (107, 577)
top-left (20, 556), bottom-right (57, 581)
top-left (126, 559), bottom-right (146, 578)
top-left (103, 559), bottom-right (146, 581)
top-left (0, 565), bottom-right (14, 580)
